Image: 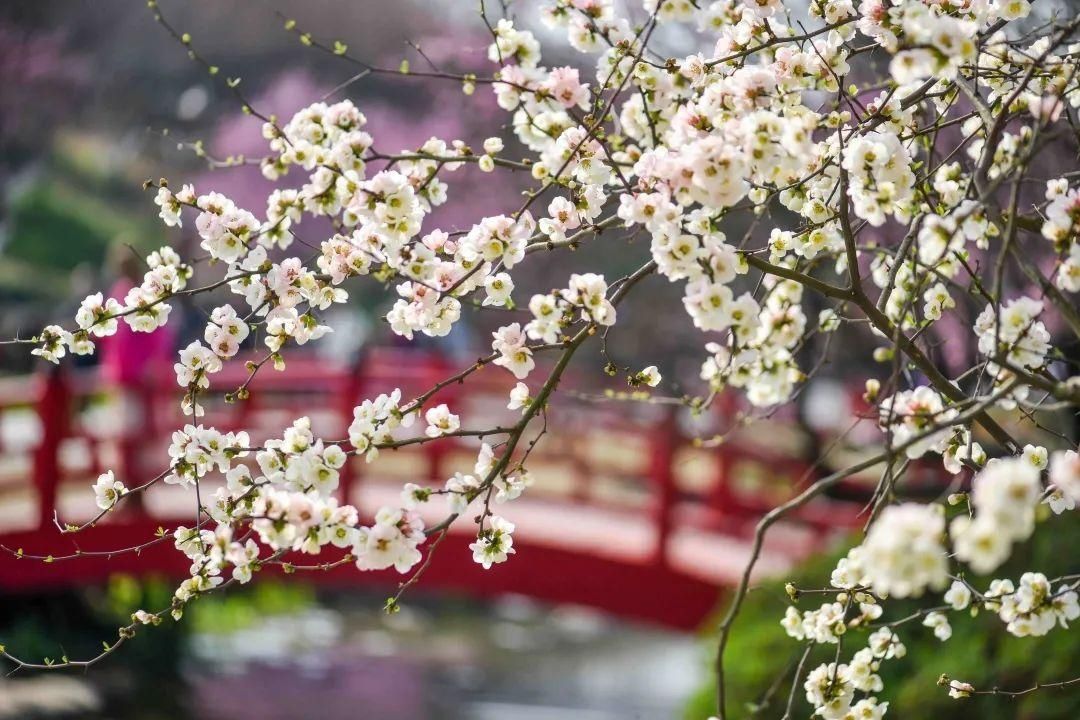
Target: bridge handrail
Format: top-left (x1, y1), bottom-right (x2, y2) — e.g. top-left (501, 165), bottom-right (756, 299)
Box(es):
top-left (2, 352), bottom-right (893, 578)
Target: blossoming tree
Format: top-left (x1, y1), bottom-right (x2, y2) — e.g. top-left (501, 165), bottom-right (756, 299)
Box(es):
top-left (3, 0), bottom-right (1080, 716)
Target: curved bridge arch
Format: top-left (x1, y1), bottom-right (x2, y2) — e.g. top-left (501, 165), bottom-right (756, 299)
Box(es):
top-left (0, 350), bottom-right (886, 629)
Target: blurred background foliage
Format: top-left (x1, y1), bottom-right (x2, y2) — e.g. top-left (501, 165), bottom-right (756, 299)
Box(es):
top-left (686, 507), bottom-right (1080, 719)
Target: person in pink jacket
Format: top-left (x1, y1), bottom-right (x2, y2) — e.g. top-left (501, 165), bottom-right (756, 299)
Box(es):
top-left (98, 243), bottom-right (175, 497)
top-left (99, 248), bottom-right (174, 387)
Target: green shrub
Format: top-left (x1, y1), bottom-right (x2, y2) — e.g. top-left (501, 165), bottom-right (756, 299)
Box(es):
top-left (687, 511), bottom-right (1080, 719)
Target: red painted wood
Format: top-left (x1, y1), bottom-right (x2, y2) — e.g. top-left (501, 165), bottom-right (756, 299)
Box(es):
top-left (649, 406), bottom-right (678, 567)
top-left (0, 351), bottom-right (899, 628)
top-left (0, 522), bottom-right (721, 630)
top-left (32, 369), bottom-right (69, 530)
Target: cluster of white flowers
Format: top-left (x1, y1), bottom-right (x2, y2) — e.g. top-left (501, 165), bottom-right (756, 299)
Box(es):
top-left (842, 131), bottom-right (916, 227)
top-left (193, 191), bottom-right (262, 263)
top-left (992, 572), bottom-right (1080, 637)
top-left (153, 182), bottom-right (192, 227)
top-left (887, 6), bottom-right (977, 83)
top-left (32, 246), bottom-right (190, 362)
top-left (264, 100), bottom-right (372, 182)
top-left (922, 611), bottom-right (951, 641)
top-left (531, 0), bottom-right (857, 412)
top-left (171, 99), bottom-right (486, 354)
top-left (492, 323), bottom-right (535, 379)
top-left (860, 503), bottom-right (948, 598)
top-left (74, 292), bottom-right (122, 338)
top-left (780, 438), bottom-right (1078, 708)
top-left (162, 412), bottom-right (432, 593)
top-left (165, 423), bottom-right (251, 488)
top-left (203, 305), bottom-right (249, 359)
top-left (381, 211), bottom-right (536, 340)
top-left (977, 27), bottom-right (1080, 128)
top-left (460, 214), bottom-right (535, 271)
top-left (974, 296), bottom-right (1051, 374)
top-left (173, 342), bottom-right (221, 416)
top-left (802, 630), bottom-right (902, 720)
top-left (171, 524), bottom-right (253, 604)
top-left (1046, 449), bottom-right (1080, 513)
top-left (353, 506), bottom-right (426, 573)
top-left (1042, 180), bottom-right (1080, 291)
top-left (470, 515), bottom-right (516, 569)
top-left (30, 325), bottom-right (81, 364)
top-left (346, 389), bottom-right (416, 461)
top-left (698, 275), bottom-right (807, 407)
top-left (941, 428), bottom-right (987, 475)
top-left (519, 272), bottom-right (617, 350)
top-left (951, 457), bottom-right (1042, 573)
top-left (781, 595), bottom-right (883, 645)
top-left (877, 387), bottom-right (957, 459)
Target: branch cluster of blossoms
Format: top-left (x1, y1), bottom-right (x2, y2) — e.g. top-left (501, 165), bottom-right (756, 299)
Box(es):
top-left (33, 248), bottom-right (189, 363)
top-left (782, 453), bottom-right (1080, 717)
top-left (1042, 180), bottom-right (1080, 290)
top-left (6, 0), bottom-right (1080, 714)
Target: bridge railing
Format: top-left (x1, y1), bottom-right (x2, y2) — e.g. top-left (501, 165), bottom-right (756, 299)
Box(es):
top-left (0, 350), bottom-right (893, 573)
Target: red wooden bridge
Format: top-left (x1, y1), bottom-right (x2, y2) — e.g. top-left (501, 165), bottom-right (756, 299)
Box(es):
top-left (0, 349), bottom-right (889, 629)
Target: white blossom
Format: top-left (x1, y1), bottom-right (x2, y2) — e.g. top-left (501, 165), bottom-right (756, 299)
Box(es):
top-left (860, 503), bottom-right (948, 598)
top-left (424, 404), bottom-right (460, 438)
top-left (470, 515), bottom-right (516, 568)
top-left (92, 471), bottom-right (127, 510)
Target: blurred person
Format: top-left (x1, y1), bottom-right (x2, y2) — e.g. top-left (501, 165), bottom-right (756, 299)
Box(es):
top-left (97, 240), bottom-right (174, 496)
top-left (318, 305), bottom-right (372, 367)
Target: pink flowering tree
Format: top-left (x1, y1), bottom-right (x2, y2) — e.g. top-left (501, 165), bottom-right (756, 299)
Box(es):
top-left (4, 0), bottom-right (1080, 716)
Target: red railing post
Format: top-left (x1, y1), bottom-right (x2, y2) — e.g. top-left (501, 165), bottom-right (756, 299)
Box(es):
top-left (116, 391), bottom-right (144, 514)
top-left (650, 406), bottom-right (678, 567)
top-left (709, 391), bottom-right (739, 517)
top-left (33, 368), bottom-right (70, 530)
